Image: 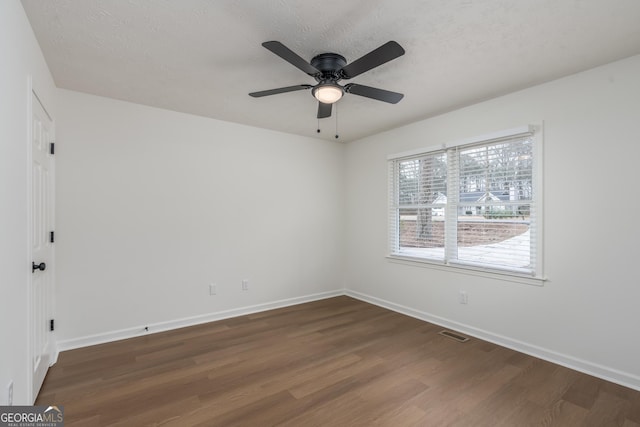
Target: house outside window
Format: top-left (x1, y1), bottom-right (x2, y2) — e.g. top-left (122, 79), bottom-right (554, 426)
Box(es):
top-left (388, 126), bottom-right (542, 279)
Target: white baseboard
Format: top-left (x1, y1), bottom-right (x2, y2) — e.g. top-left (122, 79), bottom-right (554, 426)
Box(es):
top-left (56, 287), bottom-right (640, 392)
top-left (345, 289), bottom-right (640, 392)
top-left (56, 289), bottom-right (344, 352)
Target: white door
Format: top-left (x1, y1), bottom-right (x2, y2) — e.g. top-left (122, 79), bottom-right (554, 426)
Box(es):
top-left (30, 92), bottom-right (55, 402)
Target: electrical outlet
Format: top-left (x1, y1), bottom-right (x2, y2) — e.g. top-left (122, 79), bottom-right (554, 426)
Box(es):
top-left (459, 290), bottom-right (468, 304)
top-left (7, 380), bottom-right (13, 406)
top-left (242, 280), bottom-right (249, 291)
top-left (209, 283), bottom-right (217, 295)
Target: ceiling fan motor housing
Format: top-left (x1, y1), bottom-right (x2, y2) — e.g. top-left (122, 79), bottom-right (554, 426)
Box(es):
top-left (310, 53), bottom-right (347, 82)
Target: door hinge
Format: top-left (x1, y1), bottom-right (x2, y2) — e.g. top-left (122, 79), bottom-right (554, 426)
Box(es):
top-left (50, 142), bottom-right (55, 155)
top-left (50, 231), bottom-right (55, 243)
top-left (50, 319), bottom-right (55, 332)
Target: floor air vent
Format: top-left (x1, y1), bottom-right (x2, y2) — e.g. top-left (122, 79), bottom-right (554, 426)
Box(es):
top-left (439, 330), bottom-right (470, 343)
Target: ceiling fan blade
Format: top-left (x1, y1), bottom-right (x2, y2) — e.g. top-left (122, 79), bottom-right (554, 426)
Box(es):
top-left (317, 102), bottom-right (332, 119)
top-left (262, 41), bottom-right (320, 76)
top-left (249, 85), bottom-right (313, 97)
top-left (344, 83), bottom-right (404, 104)
top-left (340, 41), bottom-right (405, 79)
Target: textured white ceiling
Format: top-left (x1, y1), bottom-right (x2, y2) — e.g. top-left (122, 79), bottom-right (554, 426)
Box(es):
top-left (21, 0), bottom-right (640, 142)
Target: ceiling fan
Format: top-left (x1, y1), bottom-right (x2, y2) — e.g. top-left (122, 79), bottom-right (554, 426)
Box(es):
top-left (249, 41), bottom-right (405, 119)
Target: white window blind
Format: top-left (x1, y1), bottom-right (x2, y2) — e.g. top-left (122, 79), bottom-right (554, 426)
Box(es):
top-left (390, 152), bottom-right (447, 260)
top-left (389, 127), bottom-right (539, 277)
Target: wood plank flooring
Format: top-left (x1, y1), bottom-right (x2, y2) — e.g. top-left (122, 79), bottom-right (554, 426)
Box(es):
top-left (36, 296), bottom-right (640, 426)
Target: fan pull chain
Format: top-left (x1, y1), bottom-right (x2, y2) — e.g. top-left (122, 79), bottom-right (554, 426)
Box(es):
top-left (335, 104), bottom-right (339, 139)
top-left (317, 118), bottom-right (321, 134)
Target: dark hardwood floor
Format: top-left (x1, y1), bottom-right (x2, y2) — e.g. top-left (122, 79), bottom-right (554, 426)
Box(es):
top-left (36, 296), bottom-right (640, 426)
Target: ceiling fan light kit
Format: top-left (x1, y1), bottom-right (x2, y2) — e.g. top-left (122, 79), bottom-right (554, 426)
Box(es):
top-left (249, 40), bottom-right (405, 122)
top-left (313, 84), bottom-right (343, 104)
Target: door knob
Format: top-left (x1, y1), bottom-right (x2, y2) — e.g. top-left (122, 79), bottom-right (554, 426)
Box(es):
top-left (32, 262), bottom-right (46, 272)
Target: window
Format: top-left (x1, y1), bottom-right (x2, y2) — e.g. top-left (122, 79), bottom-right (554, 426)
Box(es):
top-left (389, 126), bottom-right (541, 278)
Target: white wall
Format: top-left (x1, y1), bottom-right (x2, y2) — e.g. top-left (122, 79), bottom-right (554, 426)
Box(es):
top-left (0, 0), bottom-right (57, 405)
top-left (345, 54), bottom-right (640, 389)
top-left (55, 89), bottom-right (345, 345)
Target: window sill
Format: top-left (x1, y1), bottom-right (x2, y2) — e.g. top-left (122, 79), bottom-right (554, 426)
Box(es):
top-left (386, 255), bottom-right (547, 287)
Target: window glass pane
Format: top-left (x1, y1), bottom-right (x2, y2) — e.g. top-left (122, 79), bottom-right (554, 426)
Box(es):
top-left (456, 205), bottom-right (531, 269)
top-left (397, 154), bottom-right (447, 206)
top-left (458, 138), bottom-right (533, 203)
top-left (397, 207), bottom-right (445, 260)
top-left (398, 159), bottom-right (419, 205)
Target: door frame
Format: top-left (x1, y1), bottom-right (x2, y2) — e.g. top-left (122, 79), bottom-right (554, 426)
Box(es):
top-left (27, 78), bottom-right (57, 403)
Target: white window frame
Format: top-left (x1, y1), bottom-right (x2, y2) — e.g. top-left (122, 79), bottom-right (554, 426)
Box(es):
top-left (387, 125), bottom-right (545, 285)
